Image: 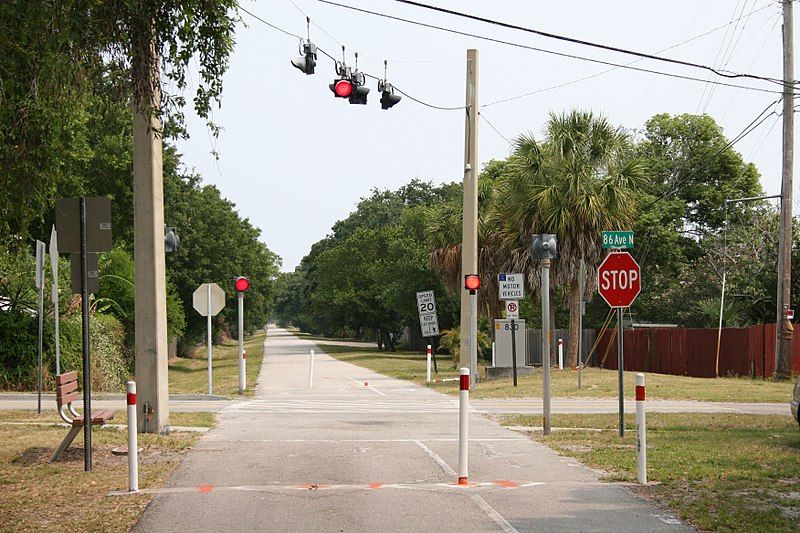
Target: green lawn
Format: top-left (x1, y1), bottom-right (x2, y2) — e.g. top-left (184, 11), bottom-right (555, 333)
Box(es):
top-left (169, 329), bottom-right (267, 397)
top-left (501, 413), bottom-right (800, 532)
top-left (0, 409), bottom-right (205, 532)
top-left (323, 344), bottom-right (794, 402)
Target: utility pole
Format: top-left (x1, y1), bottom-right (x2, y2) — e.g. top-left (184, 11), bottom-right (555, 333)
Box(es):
top-left (776, 0), bottom-right (794, 380)
top-left (459, 49), bottom-right (479, 387)
top-left (133, 33), bottom-right (170, 431)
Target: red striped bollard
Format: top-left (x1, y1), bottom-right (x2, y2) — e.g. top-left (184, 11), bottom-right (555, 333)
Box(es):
top-left (635, 373), bottom-right (647, 484)
top-left (127, 381), bottom-right (138, 492)
top-left (457, 367), bottom-right (469, 485)
top-left (426, 345), bottom-right (432, 383)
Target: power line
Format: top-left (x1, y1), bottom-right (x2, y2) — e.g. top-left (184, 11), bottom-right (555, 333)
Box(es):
top-left (478, 112), bottom-right (512, 146)
top-left (390, 0), bottom-right (789, 87)
top-left (316, 0), bottom-right (784, 96)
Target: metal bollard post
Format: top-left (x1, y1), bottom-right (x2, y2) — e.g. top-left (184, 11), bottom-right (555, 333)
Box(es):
top-left (127, 381), bottom-right (138, 492)
top-left (308, 350), bottom-right (315, 388)
top-left (457, 367), bottom-right (470, 485)
top-left (558, 338), bottom-right (563, 370)
top-left (426, 345), bottom-right (432, 383)
top-left (635, 373), bottom-right (647, 484)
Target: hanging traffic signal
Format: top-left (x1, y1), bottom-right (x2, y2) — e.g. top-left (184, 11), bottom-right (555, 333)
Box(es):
top-left (464, 274), bottom-right (481, 294)
top-left (330, 78), bottom-right (353, 97)
top-left (348, 71), bottom-right (368, 104)
top-left (291, 42), bottom-right (317, 75)
top-left (234, 276), bottom-right (251, 293)
top-left (378, 81), bottom-right (401, 109)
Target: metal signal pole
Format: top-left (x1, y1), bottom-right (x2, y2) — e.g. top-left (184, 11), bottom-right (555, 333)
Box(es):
top-left (776, 0), bottom-right (794, 380)
top-left (459, 49), bottom-right (479, 381)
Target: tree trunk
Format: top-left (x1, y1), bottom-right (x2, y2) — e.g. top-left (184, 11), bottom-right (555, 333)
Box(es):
top-left (567, 279), bottom-right (580, 367)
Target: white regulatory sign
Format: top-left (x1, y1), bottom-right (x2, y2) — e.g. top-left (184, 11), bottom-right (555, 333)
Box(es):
top-left (505, 300), bottom-right (519, 319)
top-left (498, 273), bottom-right (525, 300)
top-left (416, 290), bottom-right (440, 337)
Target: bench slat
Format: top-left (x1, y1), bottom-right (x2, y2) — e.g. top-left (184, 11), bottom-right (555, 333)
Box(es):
top-left (71, 410), bottom-right (115, 427)
top-left (56, 380), bottom-right (78, 398)
top-left (58, 391), bottom-right (79, 406)
top-left (55, 371), bottom-right (78, 386)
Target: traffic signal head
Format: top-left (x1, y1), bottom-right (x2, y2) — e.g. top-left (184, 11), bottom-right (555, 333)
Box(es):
top-left (330, 78), bottom-right (353, 97)
top-left (349, 84), bottom-right (369, 105)
top-left (291, 42), bottom-right (317, 75)
top-left (378, 81), bottom-right (401, 109)
top-left (234, 276), bottom-right (250, 293)
top-left (164, 226), bottom-right (180, 253)
top-left (531, 234), bottom-right (558, 260)
top-left (464, 274), bottom-right (481, 293)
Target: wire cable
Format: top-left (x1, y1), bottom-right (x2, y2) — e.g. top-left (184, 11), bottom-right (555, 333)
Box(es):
top-left (316, 0), bottom-right (784, 96)
top-left (478, 112), bottom-right (513, 146)
top-left (389, 0), bottom-right (789, 87)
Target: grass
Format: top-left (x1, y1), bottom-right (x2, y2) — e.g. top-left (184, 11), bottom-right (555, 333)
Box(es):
top-left (323, 345), bottom-right (795, 402)
top-left (0, 409), bottom-right (216, 428)
top-left (0, 409), bottom-right (208, 532)
top-left (500, 412), bottom-right (800, 532)
top-left (169, 329), bottom-right (267, 397)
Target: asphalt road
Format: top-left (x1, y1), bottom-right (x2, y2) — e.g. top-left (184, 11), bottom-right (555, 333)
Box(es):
top-left (132, 327), bottom-right (692, 532)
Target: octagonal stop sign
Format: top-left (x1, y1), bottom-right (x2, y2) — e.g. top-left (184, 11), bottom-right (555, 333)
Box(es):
top-left (597, 252), bottom-right (641, 308)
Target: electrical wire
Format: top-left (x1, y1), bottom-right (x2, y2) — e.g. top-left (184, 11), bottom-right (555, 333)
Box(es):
top-left (316, 0), bottom-right (784, 96)
top-left (478, 112), bottom-right (513, 146)
top-left (389, 0), bottom-right (790, 88)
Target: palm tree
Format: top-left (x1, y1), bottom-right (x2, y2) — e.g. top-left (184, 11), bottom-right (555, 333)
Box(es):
top-left (492, 110), bottom-right (647, 367)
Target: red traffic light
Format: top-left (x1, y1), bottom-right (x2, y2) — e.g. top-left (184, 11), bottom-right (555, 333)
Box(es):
top-left (334, 79), bottom-right (352, 97)
top-left (234, 276), bottom-right (250, 292)
top-left (464, 274), bottom-right (481, 291)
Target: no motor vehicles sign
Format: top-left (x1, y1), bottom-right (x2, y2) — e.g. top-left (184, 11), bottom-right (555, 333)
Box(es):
top-left (597, 252), bottom-right (641, 308)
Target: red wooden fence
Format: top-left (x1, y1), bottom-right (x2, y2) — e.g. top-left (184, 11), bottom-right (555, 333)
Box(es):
top-left (596, 324), bottom-right (800, 378)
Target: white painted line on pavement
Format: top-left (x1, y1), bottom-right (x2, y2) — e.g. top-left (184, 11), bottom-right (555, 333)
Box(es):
top-left (412, 440), bottom-right (519, 533)
top-left (202, 437), bottom-right (528, 443)
top-left (348, 377), bottom-right (387, 396)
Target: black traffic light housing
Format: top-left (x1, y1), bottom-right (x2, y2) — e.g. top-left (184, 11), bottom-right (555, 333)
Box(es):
top-left (164, 226), bottom-right (180, 253)
top-left (378, 81), bottom-right (401, 109)
top-left (531, 234), bottom-right (557, 260)
top-left (348, 71), bottom-right (369, 105)
top-left (464, 274), bottom-right (481, 294)
top-left (234, 276), bottom-right (251, 293)
top-left (291, 42), bottom-right (317, 75)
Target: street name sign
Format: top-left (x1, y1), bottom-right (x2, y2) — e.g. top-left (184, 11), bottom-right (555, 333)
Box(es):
top-left (193, 283), bottom-right (226, 316)
top-left (597, 252), bottom-right (641, 308)
top-left (601, 231), bottom-right (634, 249)
top-left (498, 273), bottom-right (524, 300)
top-left (416, 290), bottom-right (439, 337)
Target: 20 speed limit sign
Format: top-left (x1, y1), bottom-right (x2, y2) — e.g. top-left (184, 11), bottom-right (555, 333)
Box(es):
top-left (416, 290), bottom-right (440, 337)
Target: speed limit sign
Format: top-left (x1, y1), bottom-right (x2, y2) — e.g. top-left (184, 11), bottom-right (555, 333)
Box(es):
top-left (505, 300), bottom-right (519, 319)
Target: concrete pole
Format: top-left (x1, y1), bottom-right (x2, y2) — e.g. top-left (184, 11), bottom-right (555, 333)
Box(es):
top-left (238, 292), bottom-right (245, 394)
top-left (133, 37), bottom-right (169, 432)
top-left (541, 259), bottom-right (552, 435)
top-left (776, 0), bottom-right (795, 380)
top-left (459, 49), bottom-right (479, 372)
top-left (470, 291), bottom-right (478, 389)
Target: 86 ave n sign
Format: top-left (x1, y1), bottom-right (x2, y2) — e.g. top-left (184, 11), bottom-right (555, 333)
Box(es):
top-left (597, 252), bottom-right (641, 308)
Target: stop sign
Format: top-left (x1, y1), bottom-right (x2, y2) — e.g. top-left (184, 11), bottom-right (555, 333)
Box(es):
top-left (597, 252), bottom-right (641, 308)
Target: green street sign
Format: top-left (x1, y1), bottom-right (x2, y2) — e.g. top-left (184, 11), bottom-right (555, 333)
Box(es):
top-left (602, 231), bottom-right (634, 249)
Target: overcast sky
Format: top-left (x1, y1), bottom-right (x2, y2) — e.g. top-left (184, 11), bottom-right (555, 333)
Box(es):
top-left (176, 0), bottom-right (798, 271)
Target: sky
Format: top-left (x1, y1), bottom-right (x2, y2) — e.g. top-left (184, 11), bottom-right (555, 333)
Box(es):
top-left (176, 0), bottom-right (798, 272)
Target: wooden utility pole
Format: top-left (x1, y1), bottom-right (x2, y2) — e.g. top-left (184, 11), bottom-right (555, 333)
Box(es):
top-left (133, 34), bottom-right (170, 431)
top-left (776, 0), bottom-right (794, 380)
top-left (459, 49), bottom-right (479, 388)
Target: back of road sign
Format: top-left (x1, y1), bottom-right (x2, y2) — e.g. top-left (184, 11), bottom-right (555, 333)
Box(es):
top-left (193, 283), bottom-right (226, 316)
top-left (493, 319), bottom-right (527, 368)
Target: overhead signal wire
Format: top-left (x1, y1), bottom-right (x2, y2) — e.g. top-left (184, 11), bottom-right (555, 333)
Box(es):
top-left (316, 0), bottom-right (784, 96)
top-left (389, 0), bottom-right (790, 88)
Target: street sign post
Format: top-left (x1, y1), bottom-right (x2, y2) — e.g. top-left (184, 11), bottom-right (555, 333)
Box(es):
top-left (578, 258), bottom-right (586, 389)
top-left (504, 299), bottom-right (521, 386)
top-left (598, 251), bottom-right (642, 437)
top-left (35, 240), bottom-right (45, 414)
top-left (601, 231), bottom-right (634, 249)
top-left (193, 283), bottom-right (226, 395)
top-left (49, 226), bottom-right (61, 376)
top-left (416, 290), bottom-right (439, 373)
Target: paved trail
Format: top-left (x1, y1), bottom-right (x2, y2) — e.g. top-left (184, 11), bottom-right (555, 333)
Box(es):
top-left (134, 327), bottom-right (691, 532)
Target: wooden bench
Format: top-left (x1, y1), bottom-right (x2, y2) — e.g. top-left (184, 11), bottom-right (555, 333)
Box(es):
top-left (49, 371), bottom-right (115, 462)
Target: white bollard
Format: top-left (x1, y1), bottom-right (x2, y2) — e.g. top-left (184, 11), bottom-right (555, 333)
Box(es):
top-left (558, 338), bottom-right (563, 370)
top-left (457, 367), bottom-right (470, 485)
top-left (426, 345), bottom-right (432, 383)
top-left (308, 350), bottom-right (315, 388)
top-left (491, 341), bottom-right (495, 367)
top-left (635, 373), bottom-right (647, 484)
top-left (126, 381), bottom-right (138, 492)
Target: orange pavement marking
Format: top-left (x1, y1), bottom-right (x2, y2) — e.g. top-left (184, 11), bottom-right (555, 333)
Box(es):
top-left (368, 483), bottom-right (382, 490)
top-left (198, 484), bottom-right (213, 493)
top-left (492, 480), bottom-right (519, 488)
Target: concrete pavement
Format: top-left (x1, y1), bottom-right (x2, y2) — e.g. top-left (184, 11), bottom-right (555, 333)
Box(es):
top-left (133, 327), bottom-right (692, 532)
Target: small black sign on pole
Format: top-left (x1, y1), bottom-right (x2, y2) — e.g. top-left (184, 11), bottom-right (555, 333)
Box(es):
top-left (79, 197), bottom-right (92, 471)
